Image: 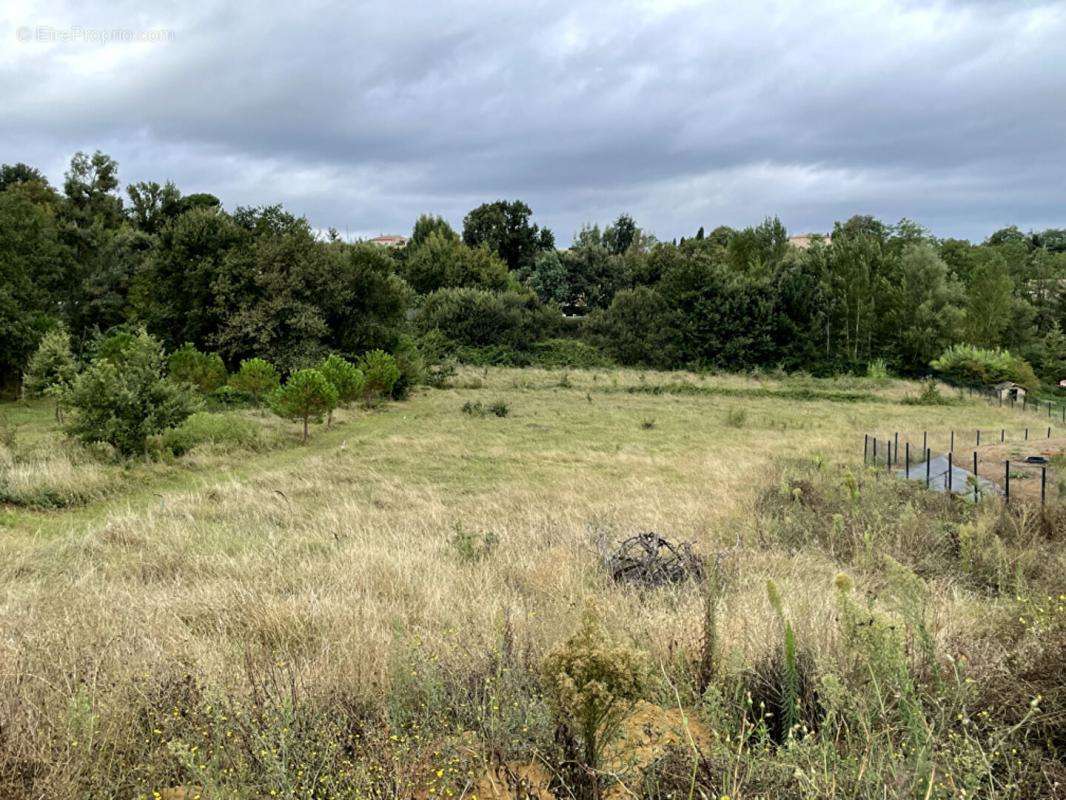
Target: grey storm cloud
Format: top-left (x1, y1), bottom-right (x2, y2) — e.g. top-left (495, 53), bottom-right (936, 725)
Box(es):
top-left (1, 0), bottom-right (1064, 242)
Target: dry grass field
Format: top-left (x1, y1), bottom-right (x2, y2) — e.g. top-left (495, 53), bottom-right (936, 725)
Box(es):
top-left (1, 367), bottom-right (1063, 799)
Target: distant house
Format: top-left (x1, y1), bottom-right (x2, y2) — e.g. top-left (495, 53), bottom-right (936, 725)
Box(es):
top-left (368, 235), bottom-right (408, 248)
top-left (995, 381), bottom-right (1026, 402)
top-left (787, 233), bottom-right (828, 250)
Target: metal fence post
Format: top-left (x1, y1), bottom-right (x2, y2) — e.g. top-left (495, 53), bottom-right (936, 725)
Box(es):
top-left (864, 434), bottom-right (869, 464)
top-left (925, 449), bottom-right (931, 489)
top-left (894, 432), bottom-right (899, 465)
top-left (1041, 467), bottom-right (1047, 506)
top-left (950, 430), bottom-right (954, 452)
top-left (973, 451), bottom-right (979, 503)
top-left (1025, 427), bottom-right (1028, 441)
top-left (948, 452), bottom-right (953, 493)
top-left (1005, 460), bottom-right (1010, 504)
top-left (906, 442), bottom-right (910, 478)
top-left (977, 429), bottom-right (981, 447)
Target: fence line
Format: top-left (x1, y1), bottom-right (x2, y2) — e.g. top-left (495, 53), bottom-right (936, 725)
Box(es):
top-left (862, 431), bottom-right (1056, 506)
top-left (967, 384), bottom-right (1066, 422)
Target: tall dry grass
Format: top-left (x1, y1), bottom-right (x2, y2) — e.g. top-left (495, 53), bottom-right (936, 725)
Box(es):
top-left (0, 367), bottom-right (1062, 798)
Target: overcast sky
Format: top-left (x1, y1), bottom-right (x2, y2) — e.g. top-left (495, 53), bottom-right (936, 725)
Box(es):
top-left (2, 0), bottom-right (1064, 244)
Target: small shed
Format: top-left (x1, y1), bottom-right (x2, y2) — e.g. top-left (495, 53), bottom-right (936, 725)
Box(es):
top-left (995, 382), bottom-right (1026, 402)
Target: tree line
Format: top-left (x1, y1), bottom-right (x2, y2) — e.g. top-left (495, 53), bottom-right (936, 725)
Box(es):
top-left (3, 151), bottom-right (1065, 392)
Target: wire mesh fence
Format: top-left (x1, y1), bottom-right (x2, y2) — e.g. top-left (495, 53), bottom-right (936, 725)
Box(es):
top-left (863, 428), bottom-right (1061, 506)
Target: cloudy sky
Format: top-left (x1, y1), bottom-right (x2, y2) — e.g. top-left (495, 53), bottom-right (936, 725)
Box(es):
top-left (2, 0), bottom-right (1064, 243)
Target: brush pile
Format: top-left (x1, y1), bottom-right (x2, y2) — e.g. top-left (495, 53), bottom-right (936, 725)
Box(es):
top-left (602, 532), bottom-right (704, 587)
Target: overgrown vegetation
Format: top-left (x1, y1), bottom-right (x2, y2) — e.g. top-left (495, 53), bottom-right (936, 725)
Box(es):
top-left (3, 152), bottom-right (1065, 399)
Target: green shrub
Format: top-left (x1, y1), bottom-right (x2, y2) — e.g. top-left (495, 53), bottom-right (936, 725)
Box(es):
top-left (22, 325), bottom-right (79, 421)
top-left (448, 523), bottom-right (499, 563)
top-left (415, 288), bottom-right (561, 350)
top-left (357, 350), bottom-right (400, 405)
top-left (208, 384), bottom-right (252, 408)
top-left (269, 368), bottom-right (339, 442)
top-left (168, 343), bottom-right (228, 393)
top-left (866, 358), bottom-right (889, 380)
top-left (462, 400), bottom-right (510, 418)
top-left (65, 330), bottom-right (197, 457)
top-left (931, 344), bottom-right (1039, 390)
top-left (390, 335), bottom-right (426, 400)
top-left (530, 339), bottom-right (612, 368)
top-left (158, 411), bottom-right (261, 456)
top-left (229, 357), bottom-right (281, 403)
top-left (901, 378), bottom-right (957, 406)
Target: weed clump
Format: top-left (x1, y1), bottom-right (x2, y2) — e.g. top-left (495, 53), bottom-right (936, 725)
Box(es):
top-left (461, 400), bottom-right (510, 417)
top-left (901, 378), bottom-right (957, 406)
top-left (449, 523), bottom-right (499, 562)
top-left (724, 407), bottom-right (747, 428)
top-left (542, 607), bottom-right (648, 794)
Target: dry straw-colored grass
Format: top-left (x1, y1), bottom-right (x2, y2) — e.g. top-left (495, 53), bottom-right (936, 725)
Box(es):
top-left (0, 368), bottom-right (1061, 797)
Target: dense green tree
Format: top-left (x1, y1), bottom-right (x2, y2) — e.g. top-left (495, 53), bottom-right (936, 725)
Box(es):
top-left (136, 205), bottom-right (243, 348)
top-left (727, 217), bottom-right (788, 274)
top-left (965, 252), bottom-right (1014, 347)
top-left (326, 244), bottom-right (412, 356)
top-left (603, 214), bottom-right (639, 255)
top-left (462, 200), bottom-right (553, 270)
top-left (522, 249), bottom-right (570, 307)
top-left (884, 244), bottom-right (965, 373)
top-left (416, 288), bottom-right (561, 350)
top-left (211, 212), bottom-right (334, 371)
top-left (409, 214), bottom-right (458, 249)
top-left (403, 232), bottom-right (511, 294)
top-left (126, 180), bottom-right (184, 234)
top-left (0, 187), bottom-right (70, 384)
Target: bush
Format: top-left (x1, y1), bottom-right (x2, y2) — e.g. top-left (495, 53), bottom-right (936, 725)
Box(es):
top-left (269, 368), bottom-right (338, 442)
top-left (65, 330), bottom-right (197, 457)
top-left (168, 343), bottom-right (228, 393)
top-left (901, 378), bottom-right (957, 406)
top-left (866, 358), bottom-right (889, 380)
top-left (530, 338), bottom-right (612, 368)
top-left (931, 345), bottom-right (1039, 390)
top-left (357, 350), bottom-right (400, 405)
top-left (390, 335), bottom-right (426, 400)
top-left (158, 411), bottom-right (261, 456)
top-left (415, 288), bottom-right (561, 350)
top-left (461, 400), bottom-right (510, 418)
top-left (449, 523), bottom-right (499, 563)
top-left (22, 325), bottom-right (79, 421)
top-left (208, 384), bottom-right (252, 408)
top-left (229, 357), bottom-right (281, 403)
top-left (584, 287), bottom-right (679, 368)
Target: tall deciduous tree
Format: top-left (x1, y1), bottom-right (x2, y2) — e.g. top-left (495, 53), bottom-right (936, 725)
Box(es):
top-left (462, 200), bottom-right (553, 271)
